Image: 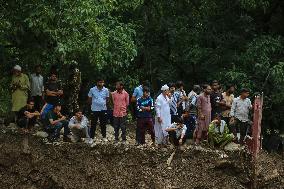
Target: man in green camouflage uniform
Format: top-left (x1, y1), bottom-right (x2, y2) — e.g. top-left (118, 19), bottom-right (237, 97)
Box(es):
top-left (64, 64), bottom-right (81, 117)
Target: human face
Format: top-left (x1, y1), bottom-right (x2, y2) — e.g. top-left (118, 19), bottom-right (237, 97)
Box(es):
top-left (205, 86), bottom-right (212, 95)
top-left (163, 89), bottom-right (170, 96)
top-left (35, 66), bottom-right (41, 74)
top-left (241, 92), bottom-right (250, 99)
top-left (212, 83), bottom-right (219, 91)
top-left (27, 102), bottom-right (35, 109)
top-left (116, 83), bottom-right (123, 91)
top-left (97, 80), bottom-right (104, 88)
top-left (75, 111), bottom-right (83, 119)
top-left (228, 86), bottom-right (235, 94)
top-left (143, 91), bottom-right (150, 98)
top-left (170, 86), bottom-right (175, 93)
top-left (215, 116), bottom-right (221, 125)
top-left (54, 105), bottom-right (61, 112)
top-left (182, 111), bottom-right (189, 118)
top-left (14, 70), bottom-right (21, 76)
top-left (50, 74), bottom-right (57, 81)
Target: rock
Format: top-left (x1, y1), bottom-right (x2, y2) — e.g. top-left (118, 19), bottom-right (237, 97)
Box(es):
top-left (224, 142), bottom-right (240, 151)
top-left (8, 123), bottom-right (17, 130)
top-left (263, 169), bottom-right (280, 181)
top-left (34, 131), bottom-right (48, 138)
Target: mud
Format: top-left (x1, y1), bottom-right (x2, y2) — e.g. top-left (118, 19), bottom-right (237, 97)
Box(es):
top-left (0, 127), bottom-right (283, 189)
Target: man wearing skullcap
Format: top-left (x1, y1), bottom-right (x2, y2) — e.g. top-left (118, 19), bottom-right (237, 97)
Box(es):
top-left (154, 84), bottom-right (171, 147)
top-left (11, 65), bottom-right (30, 113)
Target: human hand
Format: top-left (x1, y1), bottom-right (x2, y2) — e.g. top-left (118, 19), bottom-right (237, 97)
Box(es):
top-left (229, 117), bottom-right (235, 125)
top-left (158, 117), bottom-right (162, 124)
top-left (57, 90), bottom-right (63, 96)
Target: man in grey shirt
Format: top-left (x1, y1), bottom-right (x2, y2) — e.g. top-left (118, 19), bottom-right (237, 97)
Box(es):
top-left (230, 88), bottom-right (252, 144)
top-left (30, 65), bottom-right (44, 111)
top-left (69, 109), bottom-right (91, 143)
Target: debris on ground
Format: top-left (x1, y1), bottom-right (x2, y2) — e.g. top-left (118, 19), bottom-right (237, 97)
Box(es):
top-left (0, 124), bottom-right (283, 189)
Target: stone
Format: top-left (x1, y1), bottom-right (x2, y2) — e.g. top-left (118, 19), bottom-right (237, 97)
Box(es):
top-left (224, 142), bottom-right (241, 151)
top-left (34, 131), bottom-right (48, 138)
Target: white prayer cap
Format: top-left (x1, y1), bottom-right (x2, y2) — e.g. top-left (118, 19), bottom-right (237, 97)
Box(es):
top-left (161, 84), bottom-right (169, 91)
top-left (13, 65), bottom-right (22, 71)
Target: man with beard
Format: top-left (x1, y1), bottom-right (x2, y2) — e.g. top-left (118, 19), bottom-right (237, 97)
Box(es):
top-left (194, 84), bottom-right (212, 144)
top-left (88, 78), bottom-right (110, 143)
top-left (41, 73), bottom-right (63, 119)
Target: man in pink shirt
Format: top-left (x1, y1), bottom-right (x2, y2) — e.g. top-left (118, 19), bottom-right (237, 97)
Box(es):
top-left (112, 81), bottom-right (129, 144)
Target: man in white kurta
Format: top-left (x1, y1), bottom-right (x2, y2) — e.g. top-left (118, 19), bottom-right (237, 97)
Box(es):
top-left (154, 85), bottom-right (171, 145)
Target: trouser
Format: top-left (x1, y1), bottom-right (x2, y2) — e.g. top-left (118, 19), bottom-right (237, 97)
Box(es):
top-left (168, 131), bottom-right (186, 146)
top-left (113, 116), bottom-right (127, 141)
top-left (32, 95), bottom-right (43, 112)
top-left (235, 119), bottom-right (251, 144)
top-left (171, 114), bottom-right (180, 123)
top-left (17, 117), bottom-right (36, 129)
top-left (137, 117), bottom-right (155, 144)
top-left (222, 116), bottom-right (233, 133)
top-left (208, 134), bottom-right (234, 148)
top-left (107, 110), bottom-right (114, 126)
top-left (185, 114), bottom-right (197, 139)
top-left (90, 111), bottom-right (107, 139)
top-left (135, 119), bottom-right (140, 144)
top-left (71, 127), bottom-right (90, 142)
top-left (46, 120), bottom-right (69, 140)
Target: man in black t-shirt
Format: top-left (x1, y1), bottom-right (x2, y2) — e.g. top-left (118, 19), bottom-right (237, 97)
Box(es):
top-left (210, 80), bottom-right (225, 121)
top-left (44, 73), bottom-right (63, 105)
top-left (17, 99), bottom-right (40, 132)
top-left (41, 73), bottom-right (63, 119)
top-left (44, 104), bottom-right (71, 142)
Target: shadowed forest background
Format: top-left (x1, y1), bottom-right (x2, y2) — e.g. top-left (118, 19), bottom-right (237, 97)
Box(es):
top-left (0, 0), bottom-right (283, 135)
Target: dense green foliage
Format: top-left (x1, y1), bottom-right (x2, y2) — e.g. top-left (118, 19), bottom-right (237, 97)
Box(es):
top-left (0, 0), bottom-right (283, 132)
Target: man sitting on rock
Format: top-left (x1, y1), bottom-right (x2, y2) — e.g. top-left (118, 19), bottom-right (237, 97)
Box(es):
top-left (166, 118), bottom-right (187, 147)
top-left (17, 99), bottom-right (40, 133)
top-left (68, 109), bottom-right (91, 143)
top-left (44, 103), bottom-right (71, 142)
top-left (208, 114), bottom-right (234, 148)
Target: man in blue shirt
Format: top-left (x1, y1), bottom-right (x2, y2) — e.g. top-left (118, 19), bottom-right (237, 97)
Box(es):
top-left (131, 80), bottom-right (150, 103)
top-left (88, 78), bottom-right (109, 143)
top-left (136, 87), bottom-right (155, 145)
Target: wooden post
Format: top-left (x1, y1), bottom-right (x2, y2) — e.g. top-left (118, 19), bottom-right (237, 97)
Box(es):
top-left (250, 93), bottom-right (264, 189)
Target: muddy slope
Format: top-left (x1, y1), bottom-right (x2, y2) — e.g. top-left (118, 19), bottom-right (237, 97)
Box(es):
top-left (0, 131), bottom-right (283, 189)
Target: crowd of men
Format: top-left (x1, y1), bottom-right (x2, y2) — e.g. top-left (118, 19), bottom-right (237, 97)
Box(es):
top-left (10, 64), bottom-right (253, 148)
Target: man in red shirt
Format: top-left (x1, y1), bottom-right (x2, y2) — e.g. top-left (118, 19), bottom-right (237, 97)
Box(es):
top-left (112, 81), bottom-right (129, 144)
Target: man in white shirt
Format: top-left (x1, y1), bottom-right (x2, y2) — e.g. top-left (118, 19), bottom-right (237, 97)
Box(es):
top-left (166, 118), bottom-right (187, 146)
top-left (69, 109), bottom-right (91, 143)
top-left (30, 65), bottom-right (44, 111)
top-left (230, 88), bottom-right (252, 144)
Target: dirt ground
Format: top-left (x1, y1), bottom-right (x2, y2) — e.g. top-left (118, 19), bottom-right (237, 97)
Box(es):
top-left (0, 124), bottom-right (283, 189)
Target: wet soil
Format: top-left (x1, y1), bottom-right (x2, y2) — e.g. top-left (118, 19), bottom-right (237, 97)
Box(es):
top-left (0, 126), bottom-right (283, 189)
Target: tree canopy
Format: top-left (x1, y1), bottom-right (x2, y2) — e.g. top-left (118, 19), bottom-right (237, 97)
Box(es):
top-left (0, 0), bottom-right (283, 133)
